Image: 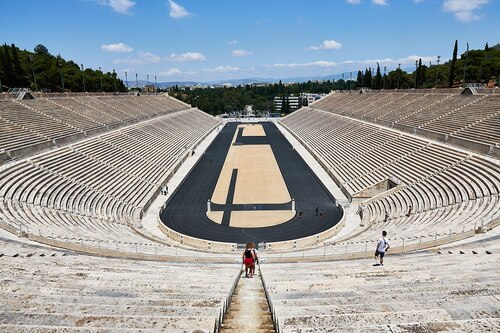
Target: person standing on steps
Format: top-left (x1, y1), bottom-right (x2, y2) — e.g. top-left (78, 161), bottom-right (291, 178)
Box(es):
top-left (242, 242), bottom-right (256, 278)
top-left (406, 205), bottom-right (412, 217)
top-left (374, 231), bottom-right (390, 266)
top-left (251, 245), bottom-right (259, 277)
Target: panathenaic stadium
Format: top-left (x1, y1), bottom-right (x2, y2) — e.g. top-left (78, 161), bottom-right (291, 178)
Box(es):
top-left (0, 88), bottom-right (499, 332)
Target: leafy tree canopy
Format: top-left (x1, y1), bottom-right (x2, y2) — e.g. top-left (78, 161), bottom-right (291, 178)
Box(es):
top-left (0, 43), bottom-right (126, 93)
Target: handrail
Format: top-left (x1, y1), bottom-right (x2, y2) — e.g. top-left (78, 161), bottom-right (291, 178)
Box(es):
top-left (0, 210), bottom-right (497, 263)
top-left (259, 263), bottom-right (280, 333)
top-left (212, 264), bottom-right (242, 333)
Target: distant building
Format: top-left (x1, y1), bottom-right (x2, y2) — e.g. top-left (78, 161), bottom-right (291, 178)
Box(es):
top-left (273, 93), bottom-right (323, 112)
top-left (274, 95), bottom-right (300, 112)
top-left (301, 93), bottom-right (323, 106)
top-left (143, 84), bottom-right (156, 93)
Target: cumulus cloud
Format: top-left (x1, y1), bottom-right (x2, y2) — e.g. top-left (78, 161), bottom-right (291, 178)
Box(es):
top-left (231, 49), bottom-right (254, 57)
top-left (160, 68), bottom-right (182, 76)
top-left (113, 50), bottom-right (205, 65)
top-left (168, 0), bottom-right (190, 19)
top-left (101, 42), bottom-right (133, 53)
top-left (167, 52), bottom-right (206, 62)
top-left (113, 50), bottom-right (161, 65)
top-left (443, 0), bottom-right (489, 22)
top-left (270, 61), bottom-right (338, 69)
top-left (346, 0), bottom-right (361, 4)
top-left (308, 40), bottom-right (343, 51)
top-left (97, 0), bottom-right (136, 15)
top-left (204, 66), bottom-right (240, 73)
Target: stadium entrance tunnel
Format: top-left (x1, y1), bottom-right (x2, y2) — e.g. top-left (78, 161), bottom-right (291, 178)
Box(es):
top-left (159, 122), bottom-right (343, 247)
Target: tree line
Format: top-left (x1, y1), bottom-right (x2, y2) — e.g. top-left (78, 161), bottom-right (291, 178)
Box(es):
top-left (167, 80), bottom-right (336, 115)
top-left (0, 43), bottom-right (126, 93)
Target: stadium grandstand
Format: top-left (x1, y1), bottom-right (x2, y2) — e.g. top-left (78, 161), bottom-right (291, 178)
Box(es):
top-left (0, 88), bottom-right (499, 332)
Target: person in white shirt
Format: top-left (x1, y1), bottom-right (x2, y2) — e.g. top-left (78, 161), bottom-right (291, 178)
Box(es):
top-left (375, 231), bottom-right (390, 266)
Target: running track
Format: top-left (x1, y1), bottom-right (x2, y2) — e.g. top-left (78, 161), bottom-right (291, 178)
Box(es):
top-left (159, 122), bottom-right (342, 246)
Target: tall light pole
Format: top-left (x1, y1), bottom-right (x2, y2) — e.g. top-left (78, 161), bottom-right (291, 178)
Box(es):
top-left (112, 69), bottom-right (117, 93)
top-left (154, 75), bottom-right (157, 92)
top-left (81, 64), bottom-right (86, 92)
top-left (30, 55), bottom-right (38, 91)
top-left (414, 60), bottom-right (418, 89)
top-left (435, 55), bottom-right (441, 88)
top-left (58, 59), bottom-right (65, 93)
top-left (98, 67), bottom-right (103, 92)
top-left (342, 73), bottom-right (345, 91)
top-left (349, 72), bottom-right (352, 90)
top-left (135, 73), bottom-right (138, 88)
top-left (397, 63), bottom-right (401, 89)
top-left (125, 71), bottom-right (129, 90)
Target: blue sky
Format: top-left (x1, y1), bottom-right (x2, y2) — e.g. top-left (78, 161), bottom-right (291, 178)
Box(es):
top-left (1, 0), bottom-right (498, 82)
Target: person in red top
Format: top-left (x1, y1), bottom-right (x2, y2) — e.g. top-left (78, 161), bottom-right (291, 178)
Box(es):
top-left (242, 242), bottom-right (256, 278)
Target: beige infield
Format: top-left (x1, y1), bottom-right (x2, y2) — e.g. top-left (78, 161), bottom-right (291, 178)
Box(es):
top-left (208, 124), bottom-right (294, 228)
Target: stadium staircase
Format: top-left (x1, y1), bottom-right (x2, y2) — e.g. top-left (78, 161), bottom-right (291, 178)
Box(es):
top-left (220, 267), bottom-right (275, 333)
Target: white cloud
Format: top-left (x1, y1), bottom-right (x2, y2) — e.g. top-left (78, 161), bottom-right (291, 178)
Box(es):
top-left (270, 61), bottom-right (338, 69)
top-left (228, 40), bottom-right (238, 45)
top-left (97, 0), bottom-right (136, 15)
top-left (204, 66), bottom-right (240, 73)
top-left (346, 0), bottom-right (361, 4)
top-left (231, 49), bottom-right (254, 57)
top-left (167, 52), bottom-right (206, 62)
top-left (101, 42), bottom-right (133, 53)
top-left (113, 51), bottom-right (205, 65)
top-left (308, 40), bottom-right (343, 51)
top-left (160, 68), bottom-right (182, 76)
top-left (113, 50), bottom-right (161, 65)
top-left (443, 0), bottom-right (489, 22)
top-left (168, 0), bottom-right (190, 19)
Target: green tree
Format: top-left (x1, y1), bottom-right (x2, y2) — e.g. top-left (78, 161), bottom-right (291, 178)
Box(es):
top-left (1, 44), bottom-right (14, 87)
top-left (449, 40), bottom-right (458, 87)
top-left (11, 44), bottom-right (27, 87)
top-left (356, 70), bottom-right (363, 88)
top-left (374, 63), bottom-right (382, 89)
top-left (34, 44), bottom-right (50, 56)
top-left (364, 68), bottom-right (372, 88)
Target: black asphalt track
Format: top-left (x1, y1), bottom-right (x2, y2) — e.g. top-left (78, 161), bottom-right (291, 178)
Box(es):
top-left (159, 122), bottom-right (342, 246)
